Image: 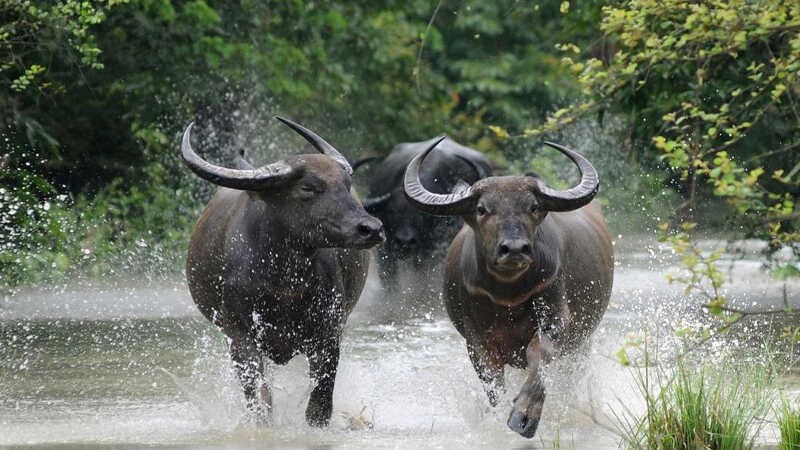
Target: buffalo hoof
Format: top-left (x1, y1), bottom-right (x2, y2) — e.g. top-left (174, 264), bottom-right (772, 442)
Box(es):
top-left (305, 407), bottom-right (332, 428)
top-left (306, 416), bottom-right (330, 428)
top-left (244, 410), bottom-right (271, 427)
top-left (254, 412), bottom-right (270, 426)
top-left (246, 401), bottom-right (271, 426)
top-left (486, 389), bottom-right (500, 407)
top-left (507, 410), bottom-right (540, 439)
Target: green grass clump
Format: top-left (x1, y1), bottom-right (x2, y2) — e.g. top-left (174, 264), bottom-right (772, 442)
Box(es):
top-left (618, 360), bottom-right (773, 450)
top-left (779, 398), bottom-right (800, 450)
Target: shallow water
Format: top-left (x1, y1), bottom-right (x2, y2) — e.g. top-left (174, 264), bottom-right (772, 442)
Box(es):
top-left (1, 237), bottom-right (798, 449)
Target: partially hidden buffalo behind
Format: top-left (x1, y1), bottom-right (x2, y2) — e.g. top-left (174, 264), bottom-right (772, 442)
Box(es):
top-left (359, 137), bottom-right (492, 295)
top-left (183, 117), bottom-right (384, 426)
top-left (404, 138), bottom-right (613, 438)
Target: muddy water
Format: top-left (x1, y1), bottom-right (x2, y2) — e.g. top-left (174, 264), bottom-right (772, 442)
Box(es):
top-left (1, 238), bottom-right (798, 449)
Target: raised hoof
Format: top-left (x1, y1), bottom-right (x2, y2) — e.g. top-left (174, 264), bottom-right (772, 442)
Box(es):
top-left (507, 410), bottom-right (540, 439)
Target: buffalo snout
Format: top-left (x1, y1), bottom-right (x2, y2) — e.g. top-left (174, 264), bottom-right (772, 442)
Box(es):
top-left (352, 216), bottom-right (385, 248)
top-left (394, 224), bottom-right (417, 245)
top-left (495, 238), bottom-right (533, 268)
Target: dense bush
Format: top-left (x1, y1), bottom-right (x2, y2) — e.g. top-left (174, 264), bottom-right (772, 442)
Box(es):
top-left (1, 158), bottom-right (200, 290)
top-left (1, 1), bottom-right (607, 289)
top-left (7, 1), bottom-right (795, 289)
top-left (531, 0), bottom-right (800, 265)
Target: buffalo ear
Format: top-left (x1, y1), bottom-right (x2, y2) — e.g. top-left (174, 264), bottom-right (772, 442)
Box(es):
top-left (352, 155), bottom-right (379, 173)
top-left (233, 148), bottom-right (256, 170)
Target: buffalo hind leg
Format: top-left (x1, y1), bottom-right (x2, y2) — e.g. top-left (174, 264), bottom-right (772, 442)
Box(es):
top-left (507, 333), bottom-right (554, 438)
top-left (305, 341), bottom-right (340, 427)
top-left (467, 343), bottom-right (505, 407)
top-left (229, 335), bottom-right (270, 423)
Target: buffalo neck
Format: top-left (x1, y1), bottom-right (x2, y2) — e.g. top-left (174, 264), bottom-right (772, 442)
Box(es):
top-left (464, 225), bottom-right (560, 307)
top-left (243, 196), bottom-right (319, 296)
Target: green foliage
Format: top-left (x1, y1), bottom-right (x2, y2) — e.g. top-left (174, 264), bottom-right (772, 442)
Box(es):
top-left (780, 397), bottom-right (800, 450)
top-left (659, 222), bottom-right (728, 313)
top-left (0, 1), bottom-right (608, 288)
top-left (0, 163), bottom-right (77, 287)
top-left (435, 0), bottom-right (604, 143)
top-left (1, 1), bottom-right (115, 85)
top-left (617, 359), bottom-right (773, 450)
top-left (615, 332), bottom-right (645, 367)
top-left (652, 220), bottom-right (800, 360)
top-left (656, 221), bottom-right (744, 351)
top-left (532, 0), bottom-right (800, 262)
top-left (0, 158), bottom-right (198, 290)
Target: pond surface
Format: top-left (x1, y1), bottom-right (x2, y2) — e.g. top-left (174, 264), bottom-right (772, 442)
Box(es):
top-left (1, 237), bottom-right (798, 449)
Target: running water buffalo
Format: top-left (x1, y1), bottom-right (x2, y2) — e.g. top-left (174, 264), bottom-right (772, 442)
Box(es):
top-left (359, 137), bottom-right (492, 293)
top-left (404, 138), bottom-right (613, 438)
top-left (182, 117), bottom-right (384, 426)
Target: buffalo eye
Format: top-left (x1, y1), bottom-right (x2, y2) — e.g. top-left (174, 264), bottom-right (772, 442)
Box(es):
top-left (476, 204), bottom-right (488, 216)
top-left (297, 175), bottom-right (326, 199)
top-left (299, 183), bottom-right (323, 198)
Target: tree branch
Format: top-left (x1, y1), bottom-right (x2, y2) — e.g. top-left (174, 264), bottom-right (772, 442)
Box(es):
top-left (414, 0), bottom-right (443, 91)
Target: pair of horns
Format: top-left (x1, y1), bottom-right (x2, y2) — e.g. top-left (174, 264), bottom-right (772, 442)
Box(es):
top-left (359, 136), bottom-right (491, 212)
top-left (404, 138), bottom-right (599, 215)
top-left (181, 116), bottom-right (352, 191)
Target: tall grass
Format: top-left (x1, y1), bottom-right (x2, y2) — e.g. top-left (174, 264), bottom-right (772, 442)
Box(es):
top-left (779, 397), bottom-right (800, 450)
top-left (617, 359), bottom-right (774, 450)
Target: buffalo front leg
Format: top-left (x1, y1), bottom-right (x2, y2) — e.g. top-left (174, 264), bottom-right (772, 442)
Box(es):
top-left (305, 341), bottom-right (341, 427)
top-left (507, 333), bottom-right (554, 438)
top-left (377, 249), bottom-right (400, 294)
top-left (467, 342), bottom-right (505, 407)
top-left (229, 335), bottom-right (270, 423)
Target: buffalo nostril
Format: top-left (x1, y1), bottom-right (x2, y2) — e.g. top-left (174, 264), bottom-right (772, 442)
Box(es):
top-left (498, 240), bottom-right (532, 258)
top-left (358, 223), bottom-right (373, 236)
top-left (395, 226), bottom-right (416, 244)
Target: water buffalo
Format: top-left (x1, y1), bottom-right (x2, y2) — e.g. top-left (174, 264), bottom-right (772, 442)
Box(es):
top-left (182, 117), bottom-right (384, 426)
top-left (404, 138), bottom-right (613, 438)
top-left (360, 137), bottom-right (492, 295)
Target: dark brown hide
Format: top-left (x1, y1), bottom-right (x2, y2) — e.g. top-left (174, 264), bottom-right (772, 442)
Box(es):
top-left (359, 136), bottom-right (492, 293)
top-left (184, 121), bottom-right (383, 427)
top-left (404, 144), bottom-right (613, 439)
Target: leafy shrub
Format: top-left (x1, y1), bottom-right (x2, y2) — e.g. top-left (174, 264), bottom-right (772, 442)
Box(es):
top-left (1, 160), bottom-right (200, 292)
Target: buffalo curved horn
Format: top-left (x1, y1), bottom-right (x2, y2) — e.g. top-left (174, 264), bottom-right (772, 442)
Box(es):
top-left (533, 142), bottom-right (599, 212)
top-left (404, 135), bottom-right (477, 216)
top-left (181, 122), bottom-right (302, 191)
top-left (274, 116), bottom-right (353, 175)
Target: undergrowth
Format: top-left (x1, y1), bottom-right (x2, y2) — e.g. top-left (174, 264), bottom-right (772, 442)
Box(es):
top-left (617, 357), bottom-right (774, 450)
top-left (779, 397), bottom-right (800, 450)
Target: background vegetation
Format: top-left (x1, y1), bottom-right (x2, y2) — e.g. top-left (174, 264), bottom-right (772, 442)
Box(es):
top-left (1, 0), bottom-right (798, 291)
top-left (532, 0), bottom-right (800, 270)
